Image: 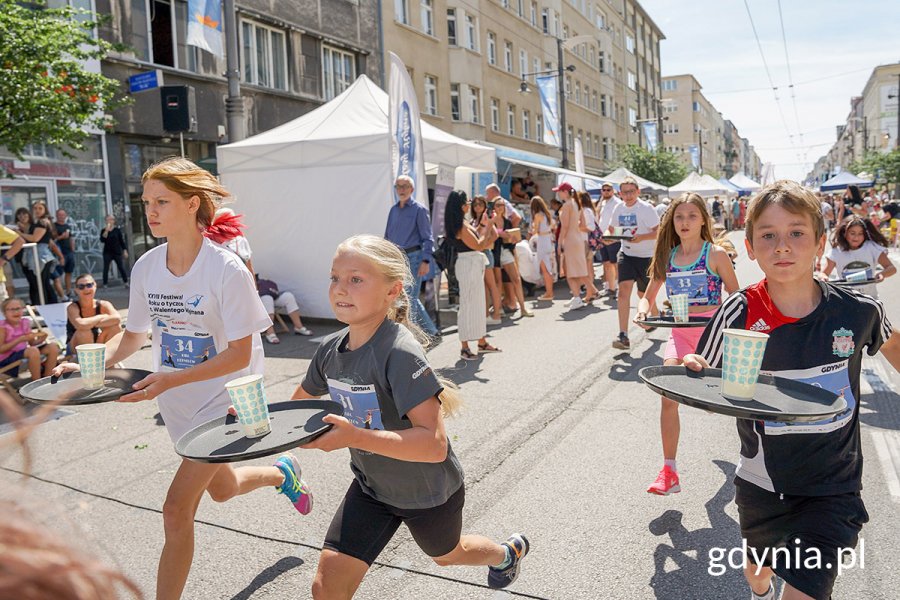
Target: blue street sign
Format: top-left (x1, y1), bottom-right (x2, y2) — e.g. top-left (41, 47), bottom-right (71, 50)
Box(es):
top-left (129, 70), bottom-right (163, 93)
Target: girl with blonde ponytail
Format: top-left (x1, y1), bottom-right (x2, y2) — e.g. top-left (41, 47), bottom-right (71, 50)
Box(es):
top-left (293, 234), bottom-right (530, 596)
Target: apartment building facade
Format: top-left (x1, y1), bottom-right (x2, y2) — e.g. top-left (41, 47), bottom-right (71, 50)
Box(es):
top-left (383, 0), bottom-right (664, 176)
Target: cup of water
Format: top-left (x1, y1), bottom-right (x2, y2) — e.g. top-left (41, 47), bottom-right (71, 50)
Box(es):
top-left (225, 374), bottom-right (271, 438)
top-left (76, 344), bottom-right (106, 390)
top-left (720, 329), bottom-right (769, 400)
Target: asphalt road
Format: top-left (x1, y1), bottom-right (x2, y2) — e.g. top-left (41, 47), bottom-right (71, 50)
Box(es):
top-left (2, 232), bottom-right (900, 599)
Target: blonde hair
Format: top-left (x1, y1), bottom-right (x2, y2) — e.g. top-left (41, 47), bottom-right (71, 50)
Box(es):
top-left (648, 193), bottom-right (714, 281)
top-left (334, 235), bottom-right (462, 417)
top-left (141, 157), bottom-right (229, 229)
top-left (745, 180), bottom-right (825, 245)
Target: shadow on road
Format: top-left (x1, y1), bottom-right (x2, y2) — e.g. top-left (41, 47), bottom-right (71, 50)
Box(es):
top-left (228, 555), bottom-right (305, 600)
top-left (608, 338), bottom-right (665, 382)
top-left (858, 367), bottom-right (900, 431)
top-left (648, 460), bottom-right (744, 599)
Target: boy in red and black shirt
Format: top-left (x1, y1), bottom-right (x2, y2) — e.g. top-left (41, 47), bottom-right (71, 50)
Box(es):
top-left (686, 180), bottom-right (900, 600)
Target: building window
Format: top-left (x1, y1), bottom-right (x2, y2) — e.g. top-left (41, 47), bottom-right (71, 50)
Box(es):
top-left (519, 49), bottom-right (527, 76)
top-left (241, 19), bottom-right (287, 90)
top-left (420, 0), bottom-right (433, 35)
top-left (507, 104), bottom-right (515, 136)
top-left (491, 98), bottom-right (500, 131)
top-left (517, 0), bottom-right (524, 17)
top-left (450, 83), bottom-right (461, 120)
top-left (531, 2), bottom-right (538, 26)
top-left (592, 90), bottom-right (598, 112)
top-left (603, 137), bottom-right (610, 159)
top-left (595, 7), bottom-right (605, 30)
top-left (395, 0), bottom-right (409, 24)
top-left (626, 34), bottom-right (634, 53)
top-left (322, 44), bottom-right (355, 100)
top-left (627, 70), bottom-right (636, 91)
top-left (523, 110), bottom-right (530, 139)
top-left (628, 107), bottom-right (637, 127)
top-left (537, 115), bottom-right (544, 142)
top-left (487, 32), bottom-right (496, 65)
top-left (663, 79), bottom-right (677, 91)
top-left (424, 75), bottom-right (437, 115)
top-left (575, 81), bottom-right (581, 104)
top-left (501, 0), bottom-right (509, 8)
top-left (600, 94), bottom-right (608, 116)
top-left (552, 11), bottom-right (559, 36)
top-left (504, 41), bottom-right (513, 72)
top-left (692, 101), bottom-right (700, 112)
top-left (465, 15), bottom-right (478, 51)
top-left (598, 50), bottom-right (605, 73)
top-left (447, 8), bottom-right (457, 45)
top-left (468, 86), bottom-right (480, 123)
top-left (594, 135), bottom-right (600, 157)
top-left (567, 127), bottom-right (573, 150)
top-left (541, 8), bottom-right (549, 33)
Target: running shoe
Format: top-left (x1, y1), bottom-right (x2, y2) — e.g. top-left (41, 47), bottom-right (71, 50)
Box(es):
top-left (568, 297), bottom-right (585, 311)
top-left (294, 327), bottom-right (313, 336)
top-left (274, 454), bottom-right (313, 515)
top-left (487, 534), bottom-right (530, 589)
top-left (486, 317), bottom-right (502, 326)
top-left (751, 582), bottom-right (775, 600)
top-left (612, 332), bottom-right (630, 350)
top-left (647, 466), bottom-right (680, 495)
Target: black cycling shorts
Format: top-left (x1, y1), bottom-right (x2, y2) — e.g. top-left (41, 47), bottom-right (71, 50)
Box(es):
top-left (323, 479), bottom-right (464, 566)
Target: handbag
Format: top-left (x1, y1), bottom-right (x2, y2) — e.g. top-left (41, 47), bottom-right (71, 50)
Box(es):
top-left (588, 224), bottom-right (604, 251)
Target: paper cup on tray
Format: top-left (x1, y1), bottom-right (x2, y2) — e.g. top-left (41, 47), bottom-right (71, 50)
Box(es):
top-left (669, 294), bottom-right (689, 323)
top-left (225, 374), bottom-right (271, 438)
top-left (720, 329), bottom-right (769, 400)
top-left (76, 343), bottom-right (106, 390)
top-left (845, 270), bottom-right (870, 283)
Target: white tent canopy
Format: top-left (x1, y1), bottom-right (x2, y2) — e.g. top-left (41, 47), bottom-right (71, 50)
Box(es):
top-left (217, 75), bottom-right (496, 318)
top-left (669, 172), bottom-right (731, 197)
top-left (498, 156), bottom-right (607, 190)
top-left (729, 173), bottom-right (761, 192)
top-left (600, 167), bottom-right (667, 193)
top-left (819, 171), bottom-right (875, 192)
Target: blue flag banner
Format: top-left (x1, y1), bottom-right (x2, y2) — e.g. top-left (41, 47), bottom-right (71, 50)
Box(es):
top-left (186, 0), bottom-right (224, 57)
top-left (389, 52), bottom-right (429, 210)
top-left (536, 76), bottom-right (560, 147)
top-left (642, 122), bottom-right (658, 152)
top-left (688, 144), bottom-right (700, 169)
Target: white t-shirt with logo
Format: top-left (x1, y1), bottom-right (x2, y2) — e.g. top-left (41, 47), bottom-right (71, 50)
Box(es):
top-left (608, 199), bottom-right (660, 258)
top-left (126, 238), bottom-right (271, 442)
top-left (598, 197), bottom-right (622, 232)
top-left (826, 240), bottom-right (887, 298)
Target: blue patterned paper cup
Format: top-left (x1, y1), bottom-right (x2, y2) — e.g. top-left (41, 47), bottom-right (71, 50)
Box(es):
top-left (670, 294), bottom-right (689, 323)
top-left (720, 329), bottom-right (769, 400)
top-left (76, 343), bottom-right (106, 390)
top-left (225, 374), bottom-right (271, 438)
top-left (845, 269), bottom-right (871, 283)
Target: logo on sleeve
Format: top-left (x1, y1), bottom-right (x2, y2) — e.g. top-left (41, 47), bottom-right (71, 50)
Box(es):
top-left (832, 327), bottom-right (855, 358)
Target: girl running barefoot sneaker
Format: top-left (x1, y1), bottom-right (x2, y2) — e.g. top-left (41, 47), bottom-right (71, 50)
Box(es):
top-left (52, 157), bottom-right (312, 600)
top-left (294, 235), bottom-right (529, 597)
top-left (819, 215), bottom-right (896, 298)
top-left (633, 193), bottom-right (739, 495)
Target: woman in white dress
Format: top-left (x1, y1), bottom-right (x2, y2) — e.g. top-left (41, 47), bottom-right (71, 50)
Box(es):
top-left (529, 196), bottom-right (556, 300)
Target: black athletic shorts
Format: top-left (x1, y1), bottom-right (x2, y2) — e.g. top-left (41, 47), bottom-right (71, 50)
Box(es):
top-left (617, 253), bottom-right (651, 292)
top-left (597, 241), bottom-right (621, 263)
top-left (735, 478), bottom-right (869, 600)
top-left (323, 479), bottom-right (464, 566)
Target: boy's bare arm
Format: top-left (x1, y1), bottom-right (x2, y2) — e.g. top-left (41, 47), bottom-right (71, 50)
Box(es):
top-left (879, 329), bottom-right (900, 372)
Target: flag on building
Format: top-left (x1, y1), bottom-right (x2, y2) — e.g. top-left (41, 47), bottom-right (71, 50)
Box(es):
top-left (688, 144), bottom-right (700, 169)
top-left (389, 52), bottom-right (429, 210)
top-left (186, 0), bottom-right (224, 57)
top-left (536, 76), bottom-right (560, 147)
top-left (642, 122), bottom-right (658, 152)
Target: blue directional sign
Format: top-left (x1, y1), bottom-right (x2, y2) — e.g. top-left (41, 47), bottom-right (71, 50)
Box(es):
top-left (129, 70), bottom-right (164, 93)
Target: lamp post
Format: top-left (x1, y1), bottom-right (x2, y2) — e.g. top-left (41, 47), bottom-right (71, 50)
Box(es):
top-left (223, 0), bottom-right (245, 142)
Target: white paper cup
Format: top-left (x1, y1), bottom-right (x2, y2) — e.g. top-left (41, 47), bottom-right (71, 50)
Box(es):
top-left (76, 343), bottom-right (106, 390)
top-left (845, 269), bottom-right (870, 282)
top-left (720, 329), bottom-right (769, 400)
top-left (669, 294), bottom-right (690, 323)
top-left (225, 374), bottom-right (271, 438)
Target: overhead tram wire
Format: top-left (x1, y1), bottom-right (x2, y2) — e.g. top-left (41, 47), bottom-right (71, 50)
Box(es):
top-left (742, 0), bottom-right (801, 170)
top-left (704, 68), bottom-right (871, 95)
top-left (777, 0), bottom-right (806, 161)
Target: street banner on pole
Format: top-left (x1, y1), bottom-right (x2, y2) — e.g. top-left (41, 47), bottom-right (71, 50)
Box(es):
top-left (536, 76), bottom-right (560, 147)
top-left (574, 138), bottom-right (585, 175)
top-left (186, 0), bottom-right (224, 57)
top-left (389, 52), bottom-right (429, 210)
top-left (688, 144), bottom-right (700, 169)
top-left (432, 163), bottom-right (454, 241)
top-left (643, 122), bottom-right (658, 152)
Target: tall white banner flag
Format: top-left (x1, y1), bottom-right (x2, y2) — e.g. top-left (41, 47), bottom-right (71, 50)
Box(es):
top-left (574, 138), bottom-right (585, 175)
top-left (389, 52), bottom-right (429, 210)
top-left (536, 76), bottom-right (560, 147)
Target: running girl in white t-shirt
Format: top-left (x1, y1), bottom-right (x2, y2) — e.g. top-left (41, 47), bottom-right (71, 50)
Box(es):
top-left (53, 157), bottom-right (313, 600)
top-left (293, 235), bottom-right (529, 597)
top-left (633, 193), bottom-right (739, 495)
top-left (820, 215), bottom-right (896, 298)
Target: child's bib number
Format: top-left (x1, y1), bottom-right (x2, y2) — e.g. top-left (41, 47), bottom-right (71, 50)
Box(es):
top-left (327, 378), bottom-right (383, 430)
top-left (160, 332), bottom-right (217, 370)
top-left (666, 270), bottom-right (708, 305)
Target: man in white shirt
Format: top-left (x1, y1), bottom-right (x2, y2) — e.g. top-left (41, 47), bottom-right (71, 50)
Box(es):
top-left (607, 177), bottom-right (660, 350)
top-left (597, 183), bottom-right (622, 296)
top-left (486, 183), bottom-right (522, 227)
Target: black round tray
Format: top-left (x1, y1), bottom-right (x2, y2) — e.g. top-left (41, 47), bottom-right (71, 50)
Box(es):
top-left (832, 278), bottom-right (879, 287)
top-left (636, 315), bottom-right (711, 329)
top-left (20, 369), bottom-right (153, 405)
top-left (603, 235), bottom-right (634, 241)
top-left (638, 365), bottom-right (847, 423)
top-left (175, 400), bottom-right (344, 463)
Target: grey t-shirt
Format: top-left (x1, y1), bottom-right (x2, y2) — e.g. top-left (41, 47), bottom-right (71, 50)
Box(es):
top-left (302, 318), bottom-right (464, 509)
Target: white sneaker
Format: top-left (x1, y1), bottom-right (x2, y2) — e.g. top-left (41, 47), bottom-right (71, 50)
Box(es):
top-left (486, 317), bottom-right (502, 326)
top-left (568, 297), bottom-right (585, 311)
top-left (563, 297), bottom-right (575, 307)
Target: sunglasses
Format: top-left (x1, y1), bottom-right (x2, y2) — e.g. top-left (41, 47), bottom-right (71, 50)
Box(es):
top-left (76, 282), bottom-right (96, 290)
top-left (4, 307), bottom-right (24, 312)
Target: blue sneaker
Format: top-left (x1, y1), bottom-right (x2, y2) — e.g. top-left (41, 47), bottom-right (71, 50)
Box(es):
top-left (274, 454), bottom-right (313, 515)
top-left (487, 533), bottom-right (529, 589)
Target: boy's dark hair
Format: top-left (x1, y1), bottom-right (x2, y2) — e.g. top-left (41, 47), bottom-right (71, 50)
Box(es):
top-left (745, 180), bottom-right (825, 245)
top-left (830, 215), bottom-right (890, 251)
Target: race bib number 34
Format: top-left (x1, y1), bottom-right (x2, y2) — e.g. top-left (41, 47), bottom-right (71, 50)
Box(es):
top-left (160, 332), bottom-right (217, 369)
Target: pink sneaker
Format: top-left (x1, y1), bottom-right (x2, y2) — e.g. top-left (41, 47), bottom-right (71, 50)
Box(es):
top-left (647, 466), bottom-right (681, 495)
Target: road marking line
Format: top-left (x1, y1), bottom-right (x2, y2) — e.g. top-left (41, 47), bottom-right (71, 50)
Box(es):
top-left (870, 430), bottom-right (900, 502)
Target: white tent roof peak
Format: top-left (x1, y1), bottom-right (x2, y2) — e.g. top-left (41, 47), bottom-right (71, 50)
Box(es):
top-left (729, 173), bottom-right (761, 191)
top-left (669, 171), bottom-right (731, 196)
top-left (601, 167), bottom-right (667, 192)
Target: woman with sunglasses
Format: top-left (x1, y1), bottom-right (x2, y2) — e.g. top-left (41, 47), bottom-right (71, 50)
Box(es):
top-left (65, 274), bottom-right (122, 350)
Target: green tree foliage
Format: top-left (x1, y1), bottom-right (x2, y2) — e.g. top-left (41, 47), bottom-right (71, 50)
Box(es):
top-left (0, 0), bottom-right (127, 162)
top-left (614, 145), bottom-right (689, 187)
top-left (850, 149), bottom-right (900, 185)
